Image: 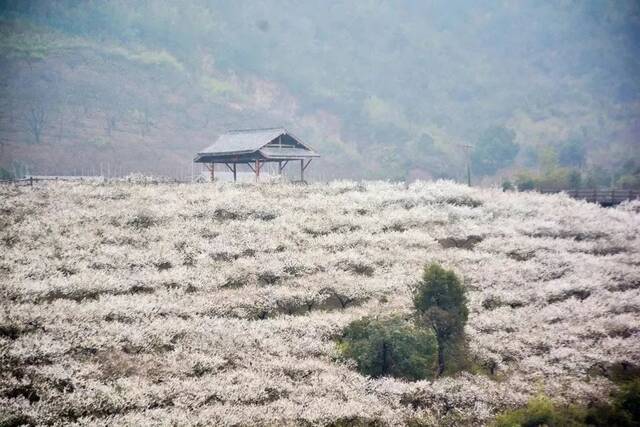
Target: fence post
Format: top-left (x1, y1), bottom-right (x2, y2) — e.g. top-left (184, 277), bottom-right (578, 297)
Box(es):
top-left (29, 176), bottom-right (33, 187)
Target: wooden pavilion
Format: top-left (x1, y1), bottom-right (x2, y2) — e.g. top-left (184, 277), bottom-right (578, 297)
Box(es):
top-left (194, 128), bottom-right (319, 182)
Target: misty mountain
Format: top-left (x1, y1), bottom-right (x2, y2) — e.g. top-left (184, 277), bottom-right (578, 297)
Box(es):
top-left (1, 0), bottom-right (639, 182)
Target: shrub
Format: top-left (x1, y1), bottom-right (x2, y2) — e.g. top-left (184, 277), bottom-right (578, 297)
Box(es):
top-left (492, 380), bottom-right (640, 427)
top-left (491, 395), bottom-right (586, 427)
top-left (338, 316), bottom-right (438, 380)
top-left (586, 378), bottom-right (640, 427)
top-left (502, 179), bottom-right (514, 191)
top-left (126, 212), bottom-right (157, 229)
top-left (413, 263), bottom-right (469, 375)
top-left (515, 171), bottom-right (537, 191)
top-left (514, 168), bottom-right (583, 191)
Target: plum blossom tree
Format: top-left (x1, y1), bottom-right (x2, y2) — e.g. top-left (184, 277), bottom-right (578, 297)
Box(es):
top-left (0, 179), bottom-right (638, 425)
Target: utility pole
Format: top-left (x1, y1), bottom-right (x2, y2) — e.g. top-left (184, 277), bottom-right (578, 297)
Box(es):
top-left (458, 144), bottom-right (473, 186)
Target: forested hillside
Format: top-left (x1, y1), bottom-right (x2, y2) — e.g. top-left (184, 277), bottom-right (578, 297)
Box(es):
top-left (1, 1), bottom-right (639, 183)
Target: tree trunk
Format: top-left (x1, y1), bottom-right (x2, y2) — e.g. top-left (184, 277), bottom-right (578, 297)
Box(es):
top-left (437, 342), bottom-right (445, 376)
top-left (381, 341), bottom-right (390, 376)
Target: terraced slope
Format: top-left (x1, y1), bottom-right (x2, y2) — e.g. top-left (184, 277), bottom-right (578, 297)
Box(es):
top-left (1, 181), bottom-right (639, 425)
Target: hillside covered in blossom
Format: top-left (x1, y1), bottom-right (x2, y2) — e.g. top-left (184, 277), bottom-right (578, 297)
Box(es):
top-left (1, 180), bottom-right (639, 425)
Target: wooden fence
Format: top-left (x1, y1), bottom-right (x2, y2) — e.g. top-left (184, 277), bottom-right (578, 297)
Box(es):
top-left (0, 176), bottom-right (118, 187)
top-left (0, 177), bottom-right (34, 186)
top-left (0, 176), bottom-right (192, 187)
top-left (0, 177), bottom-right (99, 186)
top-left (539, 188), bottom-right (640, 206)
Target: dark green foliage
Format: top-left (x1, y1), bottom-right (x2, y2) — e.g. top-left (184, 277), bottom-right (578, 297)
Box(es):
top-left (0, 412), bottom-right (35, 427)
top-left (471, 126), bottom-right (519, 176)
top-left (413, 263), bottom-right (469, 375)
top-left (413, 263), bottom-right (468, 337)
top-left (338, 316), bottom-right (438, 381)
top-left (338, 263), bottom-right (471, 380)
top-left (537, 168), bottom-right (582, 191)
top-left (615, 378), bottom-right (640, 422)
top-left (491, 395), bottom-right (586, 427)
top-left (502, 179), bottom-right (514, 191)
top-left (586, 379), bottom-right (640, 427)
top-left (515, 172), bottom-right (537, 191)
top-left (492, 380), bottom-right (640, 427)
top-left (438, 335), bottom-right (471, 376)
top-left (513, 168), bottom-right (584, 191)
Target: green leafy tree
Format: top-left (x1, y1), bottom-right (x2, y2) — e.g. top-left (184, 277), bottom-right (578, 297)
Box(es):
top-left (338, 316), bottom-right (438, 380)
top-left (471, 126), bottom-right (519, 176)
top-left (413, 263), bottom-right (469, 375)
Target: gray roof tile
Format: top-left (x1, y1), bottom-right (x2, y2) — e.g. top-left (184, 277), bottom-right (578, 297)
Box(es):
top-left (198, 128), bottom-right (286, 155)
top-left (195, 128), bottom-right (319, 163)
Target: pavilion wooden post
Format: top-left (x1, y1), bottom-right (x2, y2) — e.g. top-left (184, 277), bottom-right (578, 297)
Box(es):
top-left (224, 163), bottom-right (237, 183)
top-left (278, 161), bottom-right (283, 176)
top-left (299, 159), bottom-right (312, 183)
top-left (255, 160), bottom-right (261, 182)
top-left (209, 163), bottom-right (215, 182)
